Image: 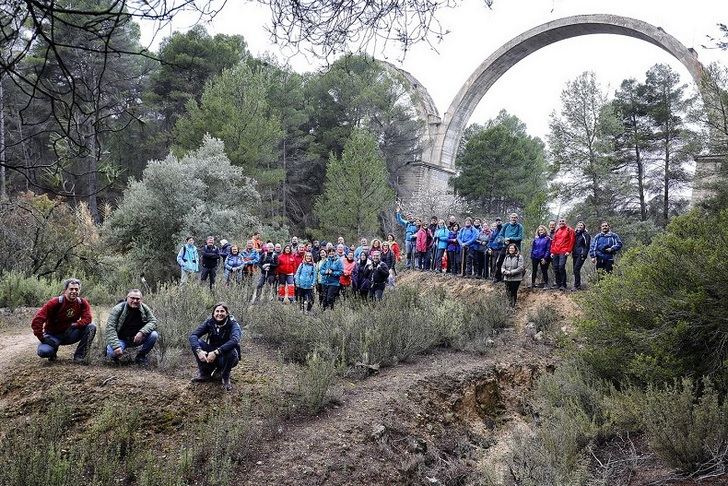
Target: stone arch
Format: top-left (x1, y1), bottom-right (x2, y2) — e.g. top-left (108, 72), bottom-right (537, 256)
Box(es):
top-left (431, 14), bottom-right (705, 173)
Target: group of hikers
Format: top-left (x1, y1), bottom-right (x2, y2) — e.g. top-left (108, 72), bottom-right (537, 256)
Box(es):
top-left (177, 232), bottom-right (397, 311)
top-left (31, 279), bottom-right (240, 390)
top-left (176, 208), bottom-right (622, 309)
top-left (29, 211), bottom-right (622, 391)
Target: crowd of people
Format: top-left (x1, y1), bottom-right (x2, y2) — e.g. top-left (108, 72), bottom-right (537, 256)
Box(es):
top-left (28, 213), bottom-right (622, 391)
top-left (175, 209), bottom-right (622, 310)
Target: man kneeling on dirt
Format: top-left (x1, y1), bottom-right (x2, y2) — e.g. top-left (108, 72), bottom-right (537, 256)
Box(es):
top-left (31, 278), bottom-right (96, 363)
top-left (105, 289), bottom-right (159, 366)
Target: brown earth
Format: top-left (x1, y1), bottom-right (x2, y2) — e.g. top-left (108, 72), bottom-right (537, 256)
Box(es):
top-left (0, 275), bottom-right (714, 485)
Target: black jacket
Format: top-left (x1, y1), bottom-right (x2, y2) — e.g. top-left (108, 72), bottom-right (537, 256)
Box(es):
top-left (201, 245), bottom-right (220, 268)
top-left (189, 316), bottom-right (242, 356)
top-left (573, 230), bottom-right (591, 258)
top-left (371, 262), bottom-right (390, 286)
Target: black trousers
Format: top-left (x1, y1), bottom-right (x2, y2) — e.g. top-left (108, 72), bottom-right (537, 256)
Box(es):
top-left (483, 251), bottom-right (493, 279)
top-left (447, 250), bottom-right (459, 273)
top-left (596, 257), bottom-right (614, 274)
top-left (369, 283), bottom-right (385, 301)
top-left (573, 255), bottom-right (587, 288)
top-left (200, 266), bottom-right (217, 289)
top-left (492, 249), bottom-right (505, 281)
top-left (464, 247), bottom-right (475, 276)
top-left (504, 281), bottom-right (521, 307)
top-left (323, 284), bottom-right (339, 310)
top-left (194, 345), bottom-right (239, 380)
top-left (473, 250), bottom-right (485, 277)
top-left (299, 288), bottom-right (314, 311)
top-left (531, 258), bottom-right (548, 285)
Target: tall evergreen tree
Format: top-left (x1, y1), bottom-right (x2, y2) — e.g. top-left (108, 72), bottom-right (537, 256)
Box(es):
top-left (642, 64), bottom-right (699, 226)
top-left (173, 62), bottom-right (283, 220)
top-left (452, 110), bottom-right (547, 217)
top-left (548, 71), bottom-right (626, 223)
top-left (314, 129), bottom-right (394, 241)
top-left (612, 78), bottom-right (653, 221)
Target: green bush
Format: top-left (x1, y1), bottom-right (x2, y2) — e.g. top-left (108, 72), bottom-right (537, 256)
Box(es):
top-left (144, 282), bottom-right (217, 368)
top-left (526, 304), bottom-right (560, 334)
top-left (576, 208), bottom-right (728, 390)
top-left (297, 348), bottom-right (340, 414)
top-left (0, 271), bottom-right (59, 309)
top-left (638, 379), bottom-right (728, 475)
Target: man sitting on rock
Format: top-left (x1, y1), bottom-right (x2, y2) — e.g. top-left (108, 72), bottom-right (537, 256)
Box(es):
top-left (31, 278), bottom-right (96, 363)
top-left (105, 289), bottom-right (159, 366)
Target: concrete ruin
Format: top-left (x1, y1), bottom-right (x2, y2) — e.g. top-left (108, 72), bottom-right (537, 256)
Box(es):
top-left (385, 14), bottom-right (720, 203)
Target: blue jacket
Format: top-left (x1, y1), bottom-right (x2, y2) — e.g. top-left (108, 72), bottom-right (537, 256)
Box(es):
top-left (434, 227), bottom-right (449, 250)
top-left (294, 262), bottom-right (317, 289)
top-left (225, 253), bottom-right (245, 271)
top-left (240, 249), bottom-right (259, 267)
top-left (589, 232), bottom-right (623, 261)
top-left (488, 224), bottom-right (504, 251)
top-left (446, 230), bottom-right (460, 252)
top-left (499, 222), bottom-right (524, 243)
top-left (177, 244), bottom-right (199, 272)
top-left (396, 212), bottom-right (419, 241)
top-left (319, 256), bottom-right (344, 286)
top-left (457, 225), bottom-right (479, 249)
top-left (530, 235), bottom-right (551, 260)
top-left (189, 316), bottom-right (242, 356)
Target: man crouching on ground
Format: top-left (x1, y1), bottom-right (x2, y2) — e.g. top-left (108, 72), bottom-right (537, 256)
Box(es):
top-left (31, 278), bottom-right (96, 363)
top-left (105, 289), bottom-right (159, 366)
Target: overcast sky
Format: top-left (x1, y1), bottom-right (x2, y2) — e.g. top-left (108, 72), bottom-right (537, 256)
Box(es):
top-left (140, 0), bottom-right (728, 141)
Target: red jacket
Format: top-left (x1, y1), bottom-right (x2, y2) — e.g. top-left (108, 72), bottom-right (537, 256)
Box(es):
top-left (340, 260), bottom-right (356, 286)
top-left (415, 227), bottom-right (430, 253)
top-left (390, 241), bottom-right (401, 261)
top-left (277, 253), bottom-right (298, 275)
top-left (551, 226), bottom-right (576, 255)
top-left (31, 296), bottom-right (93, 340)
top-left (293, 252), bottom-right (304, 270)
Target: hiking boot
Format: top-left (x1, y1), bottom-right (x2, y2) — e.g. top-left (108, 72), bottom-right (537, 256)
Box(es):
top-left (134, 355), bottom-right (149, 366)
top-left (191, 372), bottom-right (213, 383)
top-left (47, 354), bottom-right (57, 362)
top-left (73, 356), bottom-right (88, 365)
top-left (222, 378), bottom-right (232, 391)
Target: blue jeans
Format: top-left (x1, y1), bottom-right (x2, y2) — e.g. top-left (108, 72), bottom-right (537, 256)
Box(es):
top-left (37, 324), bottom-right (97, 360)
top-left (405, 239), bottom-right (414, 268)
top-left (106, 331), bottom-right (159, 359)
top-left (553, 254), bottom-right (569, 288)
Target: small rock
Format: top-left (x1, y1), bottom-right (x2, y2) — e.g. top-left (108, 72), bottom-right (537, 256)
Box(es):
top-left (525, 322), bottom-right (537, 337)
top-left (534, 331), bottom-right (544, 342)
top-left (485, 338), bottom-right (495, 347)
top-left (371, 424), bottom-right (386, 439)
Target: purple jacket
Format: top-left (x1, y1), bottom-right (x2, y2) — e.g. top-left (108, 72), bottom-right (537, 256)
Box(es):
top-left (530, 234), bottom-right (551, 260)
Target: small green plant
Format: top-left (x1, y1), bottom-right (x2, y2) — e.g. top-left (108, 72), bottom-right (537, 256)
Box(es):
top-left (527, 304), bottom-right (560, 334)
top-left (296, 348), bottom-right (340, 414)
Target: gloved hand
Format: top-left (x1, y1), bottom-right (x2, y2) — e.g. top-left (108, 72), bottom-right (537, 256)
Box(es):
top-left (263, 263), bottom-right (271, 271)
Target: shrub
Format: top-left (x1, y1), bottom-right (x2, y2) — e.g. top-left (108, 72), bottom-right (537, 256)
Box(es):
top-left (103, 136), bottom-right (261, 284)
top-left (296, 348), bottom-right (340, 414)
top-left (576, 208), bottom-right (728, 390)
top-left (527, 304), bottom-right (560, 334)
top-left (638, 379), bottom-right (728, 475)
top-left (144, 282), bottom-right (216, 367)
top-left (0, 271), bottom-right (59, 309)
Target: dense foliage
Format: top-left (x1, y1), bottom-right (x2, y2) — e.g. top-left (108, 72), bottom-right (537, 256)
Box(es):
top-left (576, 207), bottom-right (728, 389)
top-left (103, 136), bottom-right (260, 283)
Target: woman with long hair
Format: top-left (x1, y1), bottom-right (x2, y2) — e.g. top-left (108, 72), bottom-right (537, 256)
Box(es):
top-left (189, 302), bottom-right (242, 391)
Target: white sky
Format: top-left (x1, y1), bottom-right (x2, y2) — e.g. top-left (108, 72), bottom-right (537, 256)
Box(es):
top-left (140, 0), bottom-right (728, 141)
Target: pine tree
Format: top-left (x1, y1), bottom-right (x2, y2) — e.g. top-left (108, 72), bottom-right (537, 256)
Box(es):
top-left (314, 129), bottom-right (394, 241)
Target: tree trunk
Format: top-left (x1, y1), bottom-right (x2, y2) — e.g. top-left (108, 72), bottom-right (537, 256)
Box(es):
top-left (663, 135), bottom-right (670, 226)
top-left (632, 114), bottom-right (647, 221)
top-left (0, 72), bottom-right (7, 200)
top-left (86, 117), bottom-right (100, 222)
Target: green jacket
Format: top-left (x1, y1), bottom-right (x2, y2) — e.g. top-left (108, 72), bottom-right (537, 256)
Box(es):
top-left (106, 302), bottom-right (158, 350)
